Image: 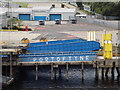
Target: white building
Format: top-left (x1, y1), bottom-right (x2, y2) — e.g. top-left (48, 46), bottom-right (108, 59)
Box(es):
top-left (83, 4), bottom-right (91, 12)
top-left (32, 6), bottom-right (52, 21)
top-left (1, 3), bottom-right (76, 22)
top-left (49, 8), bottom-right (76, 20)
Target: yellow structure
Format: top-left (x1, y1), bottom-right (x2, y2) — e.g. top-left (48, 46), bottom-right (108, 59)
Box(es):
top-left (40, 38), bottom-right (48, 42)
top-left (21, 38), bottom-right (30, 43)
top-left (2, 41), bottom-right (7, 45)
top-left (102, 33), bottom-right (113, 59)
top-left (87, 31), bottom-right (96, 41)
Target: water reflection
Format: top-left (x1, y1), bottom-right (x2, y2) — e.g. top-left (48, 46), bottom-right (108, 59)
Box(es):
top-left (2, 65), bottom-right (120, 89)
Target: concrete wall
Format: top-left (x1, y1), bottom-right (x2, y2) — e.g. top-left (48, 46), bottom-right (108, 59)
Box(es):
top-left (62, 12), bottom-right (75, 20)
top-left (22, 21), bottom-right (39, 26)
top-left (76, 15), bottom-right (119, 30)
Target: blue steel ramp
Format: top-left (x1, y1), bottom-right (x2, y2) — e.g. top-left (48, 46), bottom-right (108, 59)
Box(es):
top-left (29, 38), bottom-right (86, 47)
top-left (27, 41), bottom-right (100, 53)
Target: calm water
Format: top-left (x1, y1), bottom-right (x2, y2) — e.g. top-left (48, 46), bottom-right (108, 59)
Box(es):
top-left (2, 65), bottom-right (120, 90)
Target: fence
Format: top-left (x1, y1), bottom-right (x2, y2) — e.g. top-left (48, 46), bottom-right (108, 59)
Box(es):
top-left (76, 15), bottom-right (119, 30)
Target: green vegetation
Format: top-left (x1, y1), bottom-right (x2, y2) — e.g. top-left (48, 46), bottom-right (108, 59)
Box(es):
top-left (80, 10), bottom-right (94, 15)
top-left (68, 2), bottom-right (76, 7)
top-left (79, 2), bottom-right (120, 16)
top-left (75, 12), bottom-right (80, 15)
top-left (14, 2), bottom-right (28, 8)
top-left (76, 2), bottom-right (83, 9)
top-left (91, 2), bottom-right (120, 16)
top-left (7, 17), bottom-right (22, 28)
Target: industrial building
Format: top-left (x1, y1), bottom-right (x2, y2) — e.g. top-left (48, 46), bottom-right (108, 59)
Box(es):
top-left (0, 3), bottom-right (76, 22)
top-left (49, 8), bottom-right (76, 21)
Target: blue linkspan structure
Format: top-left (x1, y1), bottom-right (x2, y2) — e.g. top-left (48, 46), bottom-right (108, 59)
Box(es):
top-left (19, 39), bottom-right (100, 62)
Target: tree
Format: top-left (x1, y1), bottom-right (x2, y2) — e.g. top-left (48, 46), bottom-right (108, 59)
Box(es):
top-left (7, 17), bottom-right (22, 28)
top-left (76, 2), bottom-right (83, 10)
top-left (78, 2), bottom-right (120, 17)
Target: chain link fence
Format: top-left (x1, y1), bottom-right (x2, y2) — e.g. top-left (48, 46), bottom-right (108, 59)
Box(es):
top-left (76, 15), bottom-right (119, 30)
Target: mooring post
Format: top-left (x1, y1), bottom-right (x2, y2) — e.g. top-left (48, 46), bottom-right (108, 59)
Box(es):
top-left (10, 52), bottom-right (13, 78)
top-left (95, 61), bottom-right (99, 80)
top-left (66, 62), bottom-right (68, 80)
top-left (81, 62), bottom-right (84, 81)
top-left (35, 63), bottom-right (38, 80)
top-left (51, 63), bottom-right (54, 80)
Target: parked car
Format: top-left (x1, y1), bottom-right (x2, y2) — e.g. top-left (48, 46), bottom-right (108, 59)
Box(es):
top-left (55, 19), bottom-right (61, 24)
top-left (39, 20), bottom-right (45, 25)
top-left (71, 19), bottom-right (77, 24)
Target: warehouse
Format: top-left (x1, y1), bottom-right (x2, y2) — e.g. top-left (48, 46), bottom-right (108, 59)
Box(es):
top-left (32, 6), bottom-right (52, 21)
top-left (49, 8), bottom-right (76, 21)
top-left (1, 3), bottom-right (76, 21)
top-left (12, 8), bottom-right (32, 21)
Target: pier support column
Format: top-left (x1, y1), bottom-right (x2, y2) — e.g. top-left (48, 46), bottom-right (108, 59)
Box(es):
top-left (95, 61), bottom-right (99, 80)
top-left (66, 63), bottom-right (68, 80)
top-left (51, 63), bottom-right (54, 80)
top-left (81, 62), bottom-right (84, 81)
top-left (101, 61), bottom-right (105, 79)
top-left (10, 52), bottom-right (13, 78)
top-left (111, 62), bottom-right (115, 79)
top-left (101, 67), bottom-right (104, 79)
top-left (105, 68), bottom-right (109, 77)
top-left (54, 67), bottom-right (57, 80)
top-left (59, 69), bottom-right (61, 77)
top-left (35, 63), bottom-right (38, 80)
top-left (116, 67), bottom-right (119, 80)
